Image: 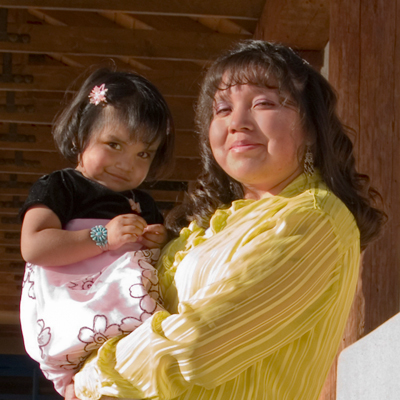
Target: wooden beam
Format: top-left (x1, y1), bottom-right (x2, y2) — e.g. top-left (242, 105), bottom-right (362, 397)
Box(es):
top-left (0, 259), bottom-right (24, 269)
top-left (0, 246), bottom-right (22, 261)
top-left (0, 65), bottom-right (202, 97)
top-left (254, 0), bottom-right (329, 50)
top-left (0, 285), bottom-right (21, 296)
top-left (0, 271), bottom-right (22, 279)
top-left (0, 96), bottom-right (196, 130)
top-left (0, 222), bottom-right (20, 232)
top-left (0, 0), bottom-right (265, 20)
top-left (0, 310), bottom-right (20, 324)
top-left (0, 24), bottom-right (246, 62)
top-left (102, 12), bottom-right (213, 33)
top-left (0, 295), bottom-right (22, 306)
top-left (28, 8), bottom-right (125, 28)
top-left (0, 237), bottom-right (20, 247)
top-left (319, 0), bottom-right (400, 399)
top-left (330, 0), bottom-right (400, 333)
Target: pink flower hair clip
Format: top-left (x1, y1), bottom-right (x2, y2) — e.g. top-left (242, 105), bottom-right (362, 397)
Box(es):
top-left (88, 83), bottom-right (108, 105)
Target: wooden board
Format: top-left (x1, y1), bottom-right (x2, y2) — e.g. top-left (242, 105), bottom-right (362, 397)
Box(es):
top-left (254, 0), bottom-right (329, 50)
top-left (319, 0), bottom-right (400, 399)
top-left (0, 0), bottom-right (265, 20)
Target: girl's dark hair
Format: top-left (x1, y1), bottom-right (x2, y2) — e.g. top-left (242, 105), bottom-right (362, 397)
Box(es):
top-left (166, 40), bottom-right (386, 249)
top-left (53, 67), bottom-right (175, 180)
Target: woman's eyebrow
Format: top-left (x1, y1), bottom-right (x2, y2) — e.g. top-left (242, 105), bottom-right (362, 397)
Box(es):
top-left (214, 91), bottom-right (230, 102)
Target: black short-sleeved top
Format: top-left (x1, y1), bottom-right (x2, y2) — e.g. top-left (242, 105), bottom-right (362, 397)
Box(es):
top-left (19, 168), bottom-right (164, 226)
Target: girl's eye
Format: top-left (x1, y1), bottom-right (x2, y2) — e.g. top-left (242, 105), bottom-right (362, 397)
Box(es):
top-left (138, 152), bottom-right (150, 159)
top-left (108, 142), bottom-right (121, 150)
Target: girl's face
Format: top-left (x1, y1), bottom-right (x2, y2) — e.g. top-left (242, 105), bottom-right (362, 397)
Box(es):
top-left (209, 84), bottom-right (307, 199)
top-left (76, 122), bottom-right (160, 192)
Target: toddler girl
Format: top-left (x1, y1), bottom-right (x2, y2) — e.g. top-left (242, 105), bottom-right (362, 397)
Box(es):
top-left (19, 68), bottom-right (174, 396)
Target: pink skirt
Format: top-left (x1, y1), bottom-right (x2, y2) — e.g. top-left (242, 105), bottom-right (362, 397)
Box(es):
top-left (20, 218), bottom-right (163, 396)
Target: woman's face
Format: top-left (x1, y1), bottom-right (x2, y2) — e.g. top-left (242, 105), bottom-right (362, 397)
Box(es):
top-left (209, 84), bottom-right (307, 199)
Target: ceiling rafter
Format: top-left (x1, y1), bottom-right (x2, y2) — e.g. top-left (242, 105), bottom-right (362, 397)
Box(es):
top-left (0, 66), bottom-right (202, 96)
top-left (0, 0), bottom-right (264, 20)
top-left (254, 0), bottom-right (329, 50)
top-left (1, 24), bottom-right (248, 61)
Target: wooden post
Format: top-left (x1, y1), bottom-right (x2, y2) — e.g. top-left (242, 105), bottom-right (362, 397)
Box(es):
top-left (320, 0), bottom-right (400, 398)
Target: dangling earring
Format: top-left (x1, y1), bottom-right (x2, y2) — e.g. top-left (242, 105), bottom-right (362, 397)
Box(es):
top-left (304, 146), bottom-right (315, 176)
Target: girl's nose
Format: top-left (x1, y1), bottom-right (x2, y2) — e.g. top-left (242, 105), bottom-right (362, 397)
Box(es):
top-left (228, 106), bottom-right (254, 133)
top-left (115, 155), bottom-right (134, 171)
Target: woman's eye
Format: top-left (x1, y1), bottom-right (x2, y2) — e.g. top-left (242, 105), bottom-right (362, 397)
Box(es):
top-left (254, 99), bottom-right (276, 108)
top-left (214, 105), bottom-right (231, 115)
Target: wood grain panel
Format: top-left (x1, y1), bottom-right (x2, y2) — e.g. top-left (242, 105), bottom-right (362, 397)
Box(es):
top-left (0, 65), bottom-right (203, 97)
top-left (319, 0), bottom-right (400, 399)
top-left (254, 0), bottom-right (329, 50)
top-left (0, 0), bottom-right (265, 20)
top-left (0, 97), bottom-right (196, 130)
top-left (1, 24), bottom-right (246, 62)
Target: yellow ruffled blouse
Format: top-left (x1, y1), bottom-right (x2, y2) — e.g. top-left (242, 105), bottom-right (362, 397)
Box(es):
top-left (75, 172), bottom-right (360, 400)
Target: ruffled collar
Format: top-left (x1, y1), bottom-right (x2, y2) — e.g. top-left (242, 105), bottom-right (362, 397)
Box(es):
top-left (158, 171), bottom-right (325, 306)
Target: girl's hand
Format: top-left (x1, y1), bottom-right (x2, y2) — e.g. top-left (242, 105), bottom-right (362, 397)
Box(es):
top-left (138, 224), bottom-right (168, 249)
top-left (106, 214), bottom-right (147, 250)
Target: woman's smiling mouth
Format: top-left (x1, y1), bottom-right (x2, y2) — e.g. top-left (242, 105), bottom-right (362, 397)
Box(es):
top-left (229, 140), bottom-right (262, 152)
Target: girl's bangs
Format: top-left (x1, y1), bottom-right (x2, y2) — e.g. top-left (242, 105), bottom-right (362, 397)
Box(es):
top-left (116, 105), bottom-right (168, 146)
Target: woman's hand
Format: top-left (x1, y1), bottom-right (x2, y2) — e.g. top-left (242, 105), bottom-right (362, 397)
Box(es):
top-left (106, 214), bottom-right (147, 250)
top-left (138, 224), bottom-right (169, 249)
top-left (64, 381), bottom-right (79, 400)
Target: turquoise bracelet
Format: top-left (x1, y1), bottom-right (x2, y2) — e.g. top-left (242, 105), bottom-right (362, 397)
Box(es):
top-left (90, 225), bottom-right (108, 251)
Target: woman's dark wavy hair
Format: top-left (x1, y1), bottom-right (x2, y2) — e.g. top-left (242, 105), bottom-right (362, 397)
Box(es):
top-left (166, 40), bottom-right (386, 249)
top-left (53, 67), bottom-right (175, 180)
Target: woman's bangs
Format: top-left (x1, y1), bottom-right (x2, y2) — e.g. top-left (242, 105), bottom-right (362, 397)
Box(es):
top-left (213, 60), bottom-right (280, 93)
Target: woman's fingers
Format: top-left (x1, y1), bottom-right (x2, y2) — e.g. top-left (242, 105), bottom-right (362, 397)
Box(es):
top-left (139, 224), bottom-right (168, 248)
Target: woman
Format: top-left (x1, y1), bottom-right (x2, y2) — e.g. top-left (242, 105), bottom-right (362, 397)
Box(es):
top-left (71, 40), bottom-right (385, 400)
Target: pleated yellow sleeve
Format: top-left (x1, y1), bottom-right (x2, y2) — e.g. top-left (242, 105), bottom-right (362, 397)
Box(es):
top-left (74, 173), bottom-right (360, 400)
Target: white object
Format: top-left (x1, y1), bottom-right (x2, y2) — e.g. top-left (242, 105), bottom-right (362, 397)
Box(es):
top-left (337, 312), bottom-right (400, 400)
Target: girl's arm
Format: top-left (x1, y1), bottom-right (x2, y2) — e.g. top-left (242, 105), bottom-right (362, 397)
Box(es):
top-left (21, 205), bottom-right (147, 266)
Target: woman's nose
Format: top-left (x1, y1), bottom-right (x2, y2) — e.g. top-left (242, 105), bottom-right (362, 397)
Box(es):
top-left (228, 106), bottom-right (253, 133)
